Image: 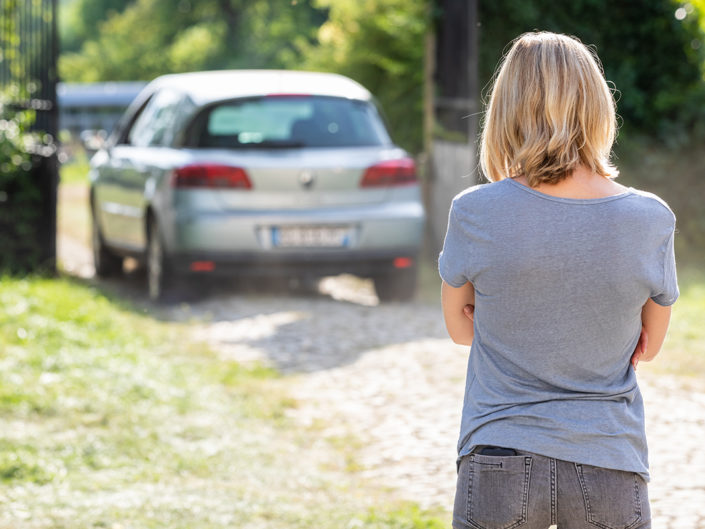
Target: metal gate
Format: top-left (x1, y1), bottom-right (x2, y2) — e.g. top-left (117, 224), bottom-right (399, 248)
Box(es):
top-left (0, 0), bottom-right (59, 272)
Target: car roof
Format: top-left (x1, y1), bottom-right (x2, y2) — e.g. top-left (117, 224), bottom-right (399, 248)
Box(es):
top-left (145, 70), bottom-right (373, 105)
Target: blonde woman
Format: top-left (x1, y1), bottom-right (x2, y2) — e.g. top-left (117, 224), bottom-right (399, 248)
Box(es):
top-left (439, 32), bottom-right (677, 529)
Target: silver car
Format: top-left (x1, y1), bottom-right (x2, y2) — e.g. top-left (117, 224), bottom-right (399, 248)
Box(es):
top-left (89, 70), bottom-right (425, 301)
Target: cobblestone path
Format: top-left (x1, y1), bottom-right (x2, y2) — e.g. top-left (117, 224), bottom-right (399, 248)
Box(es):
top-left (180, 279), bottom-right (705, 529)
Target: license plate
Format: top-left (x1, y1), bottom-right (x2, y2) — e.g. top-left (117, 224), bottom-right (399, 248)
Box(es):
top-left (272, 226), bottom-right (350, 248)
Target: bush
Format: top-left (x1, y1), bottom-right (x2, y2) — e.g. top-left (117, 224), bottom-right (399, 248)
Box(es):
top-left (0, 90), bottom-right (56, 273)
top-left (294, 0), bottom-right (429, 154)
top-left (478, 0), bottom-right (705, 146)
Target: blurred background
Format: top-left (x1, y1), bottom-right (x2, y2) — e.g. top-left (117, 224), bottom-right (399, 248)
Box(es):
top-left (59, 0), bottom-right (705, 259)
top-left (2, 1), bottom-right (705, 528)
top-left (4, 0), bottom-right (705, 273)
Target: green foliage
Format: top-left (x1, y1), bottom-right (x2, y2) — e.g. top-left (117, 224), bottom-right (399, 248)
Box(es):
top-left (1, 1), bottom-right (58, 273)
top-left (59, 0), bottom-right (705, 154)
top-left (59, 0), bottom-right (426, 153)
top-left (0, 91), bottom-right (45, 272)
top-left (295, 0), bottom-right (429, 153)
top-left (59, 0), bottom-right (324, 82)
top-left (477, 0), bottom-right (705, 146)
top-left (59, 0), bottom-right (133, 53)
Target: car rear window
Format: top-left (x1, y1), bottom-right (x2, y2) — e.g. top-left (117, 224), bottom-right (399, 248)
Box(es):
top-left (189, 96), bottom-right (392, 149)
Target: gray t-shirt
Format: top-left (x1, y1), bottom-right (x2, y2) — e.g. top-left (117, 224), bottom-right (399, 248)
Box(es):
top-left (439, 178), bottom-right (678, 479)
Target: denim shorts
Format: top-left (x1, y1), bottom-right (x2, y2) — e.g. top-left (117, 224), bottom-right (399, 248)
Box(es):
top-left (453, 448), bottom-right (651, 529)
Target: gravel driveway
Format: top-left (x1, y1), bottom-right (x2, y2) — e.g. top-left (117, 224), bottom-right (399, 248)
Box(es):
top-left (58, 225), bottom-right (705, 528)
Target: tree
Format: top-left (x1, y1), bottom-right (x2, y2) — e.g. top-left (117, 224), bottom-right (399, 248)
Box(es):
top-left (477, 0), bottom-right (705, 145)
top-left (59, 0), bottom-right (705, 152)
top-left (59, 0), bottom-right (324, 82)
top-left (59, 0), bottom-right (425, 151)
top-left (60, 0), bottom-right (133, 53)
top-left (296, 0), bottom-right (429, 153)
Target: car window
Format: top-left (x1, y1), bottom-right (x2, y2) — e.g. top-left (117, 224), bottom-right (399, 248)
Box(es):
top-left (127, 89), bottom-right (184, 147)
top-left (167, 96), bottom-right (198, 147)
top-left (190, 96), bottom-right (392, 149)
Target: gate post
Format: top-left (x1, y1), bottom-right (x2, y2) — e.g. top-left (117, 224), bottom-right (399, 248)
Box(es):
top-left (425, 0), bottom-right (479, 255)
top-left (0, 0), bottom-right (59, 273)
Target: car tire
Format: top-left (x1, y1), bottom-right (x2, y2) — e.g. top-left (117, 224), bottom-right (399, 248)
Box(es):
top-left (146, 216), bottom-right (174, 302)
top-left (91, 202), bottom-right (123, 278)
top-left (373, 268), bottom-right (417, 303)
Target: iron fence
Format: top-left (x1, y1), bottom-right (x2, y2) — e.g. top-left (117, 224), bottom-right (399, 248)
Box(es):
top-left (0, 0), bottom-right (59, 272)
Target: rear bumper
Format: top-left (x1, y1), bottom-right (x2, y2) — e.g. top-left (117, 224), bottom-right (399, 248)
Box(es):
top-left (161, 198), bottom-right (425, 278)
top-left (169, 248), bottom-right (419, 278)
top-left (164, 201), bottom-right (425, 254)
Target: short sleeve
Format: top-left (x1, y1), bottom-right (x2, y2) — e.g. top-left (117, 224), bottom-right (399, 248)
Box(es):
top-left (438, 202), bottom-right (469, 287)
top-left (651, 227), bottom-right (679, 306)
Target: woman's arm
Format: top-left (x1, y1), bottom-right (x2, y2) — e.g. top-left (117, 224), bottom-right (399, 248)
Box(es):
top-left (631, 298), bottom-right (672, 369)
top-left (441, 280), bottom-right (476, 346)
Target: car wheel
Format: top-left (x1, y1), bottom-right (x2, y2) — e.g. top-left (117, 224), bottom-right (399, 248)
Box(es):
top-left (146, 217), bottom-right (173, 302)
top-left (373, 268), bottom-right (417, 303)
top-left (91, 203), bottom-right (123, 277)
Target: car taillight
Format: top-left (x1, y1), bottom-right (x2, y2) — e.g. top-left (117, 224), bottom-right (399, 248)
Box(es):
top-left (173, 164), bottom-right (252, 189)
top-left (360, 158), bottom-right (417, 187)
top-left (393, 257), bottom-right (414, 269)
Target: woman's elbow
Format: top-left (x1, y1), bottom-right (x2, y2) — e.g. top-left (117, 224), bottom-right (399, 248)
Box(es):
top-left (447, 327), bottom-right (474, 346)
top-left (641, 342), bottom-right (665, 363)
top-left (640, 301), bottom-right (672, 363)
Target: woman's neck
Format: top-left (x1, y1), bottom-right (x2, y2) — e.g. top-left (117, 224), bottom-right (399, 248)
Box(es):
top-left (513, 165), bottom-right (627, 199)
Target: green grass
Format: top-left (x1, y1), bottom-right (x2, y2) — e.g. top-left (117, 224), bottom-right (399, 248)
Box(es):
top-left (59, 150), bottom-right (90, 184)
top-left (0, 277), bottom-right (274, 481)
top-left (0, 276), bottom-right (449, 529)
top-left (640, 267), bottom-right (705, 384)
top-left (356, 505), bottom-right (449, 529)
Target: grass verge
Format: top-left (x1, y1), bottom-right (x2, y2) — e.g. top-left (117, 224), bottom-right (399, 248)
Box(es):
top-left (59, 150), bottom-right (90, 185)
top-left (640, 266), bottom-right (705, 385)
top-left (0, 275), bottom-right (448, 528)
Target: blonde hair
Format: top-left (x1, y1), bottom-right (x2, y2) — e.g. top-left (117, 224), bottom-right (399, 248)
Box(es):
top-left (480, 32), bottom-right (618, 186)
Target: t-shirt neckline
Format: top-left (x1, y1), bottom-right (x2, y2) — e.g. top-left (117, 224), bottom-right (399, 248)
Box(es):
top-left (505, 178), bottom-right (634, 204)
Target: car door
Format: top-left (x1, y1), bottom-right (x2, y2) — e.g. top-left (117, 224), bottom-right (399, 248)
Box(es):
top-left (95, 89), bottom-right (185, 250)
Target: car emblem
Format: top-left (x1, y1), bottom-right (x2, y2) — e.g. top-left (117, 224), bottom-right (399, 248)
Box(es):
top-left (299, 170), bottom-right (316, 189)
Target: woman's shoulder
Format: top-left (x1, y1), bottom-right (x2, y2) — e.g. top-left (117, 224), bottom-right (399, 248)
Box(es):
top-left (624, 187), bottom-right (676, 224)
top-left (451, 179), bottom-right (514, 209)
